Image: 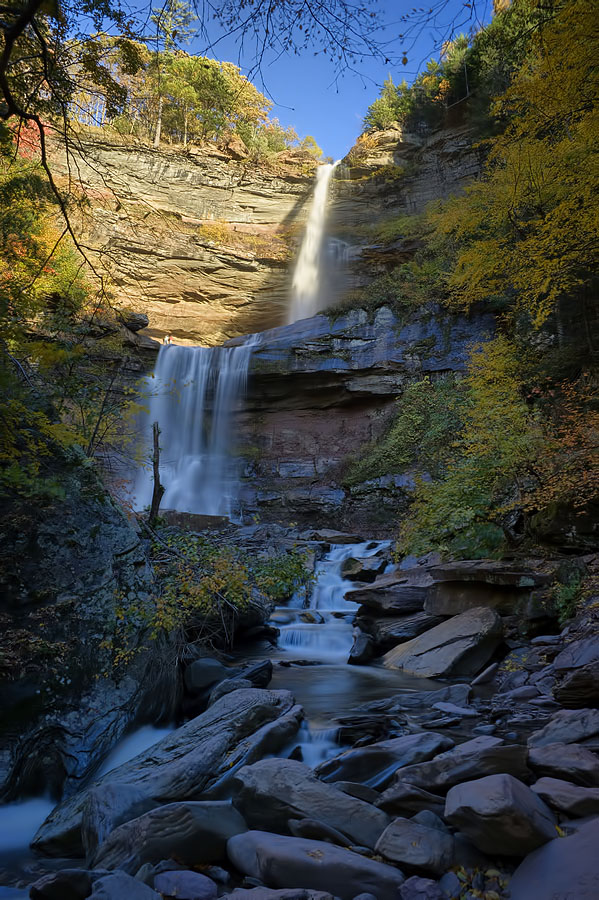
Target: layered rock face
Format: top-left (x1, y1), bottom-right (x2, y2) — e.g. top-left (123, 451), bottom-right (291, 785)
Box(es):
top-left (48, 138), bottom-right (316, 344)
top-left (231, 304), bottom-right (494, 530)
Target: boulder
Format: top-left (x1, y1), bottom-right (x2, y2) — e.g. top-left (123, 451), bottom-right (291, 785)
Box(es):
top-left (118, 311), bottom-right (149, 332)
top-left (33, 688), bottom-right (301, 857)
top-left (92, 800), bottom-right (247, 874)
top-left (375, 818), bottom-right (454, 876)
top-left (315, 732), bottom-right (453, 790)
top-left (553, 637), bottom-right (599, 673)
top-left (231, 758), bottom-right (389, 849)
top-left (445, 774), bottom-right (557, 856)
top-left (89, 873), bottom-right (160, 899)
top-left (227, 831), bottom-right (405, 900)
top-left (240, 660), bottom-right (274, 689)
top-left (391, 736), bottom-right (529, 792)
top-left (184, 657), bottom-right (234, 694)
top-left (346, 577), bottom-right (427, 616)
top-left (528, 742), bottom-right (599, 786)
top-left (288, 817), bottom-right (350, 846)
top-left (305, 529), bottom-right (364, 544)
top-left (383, 607), bottom-right (503, 678)
top-left (531, 777), bottom-right (599, 817)
top-left (209, 679), bottom-right (254, 704)
top-left (153, 871), bottom-right (218, 900)
top-left (356, 613), bottom-right (445, 653)
top-left (509, 817), bottom-right (599, 899)
top-left (392, 685), bottom-right (472, 711)
top-left (528, 708), bottom-right (599, 748)
top-left (376, 783), bottom-right (445, 819)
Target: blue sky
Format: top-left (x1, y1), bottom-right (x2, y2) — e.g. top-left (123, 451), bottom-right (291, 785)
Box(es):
top-left (188, 1), bottom-right (494, 159)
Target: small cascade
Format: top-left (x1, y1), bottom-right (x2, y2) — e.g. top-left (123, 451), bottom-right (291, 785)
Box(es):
top-left (134, 335), bottom-right (258, 519)
top-left (276, 540), bottom-right (391, 662)
top-left (288, 160), bottom-right (341, 324)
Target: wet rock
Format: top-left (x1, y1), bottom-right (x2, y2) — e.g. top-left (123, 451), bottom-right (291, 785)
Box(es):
top-left (445, 773), bottom-right (557, 856)
top-left (342, 557), bottom-right (386, 582)
top-left (437, 872), bottom-right (461, 899)
top-left (431, 702), bottom-right (479, 718)
top-left (184, 658), bottom-right (237, 694)
top-left (471, 662), bottom-right (499, 685)
top-left (227, 831), bottom-right (405, 900)
top-left (392, 736), bottom-right (529, 792)
top-left (153, 870), bottom-right (218, 900)
top-left (399, 877), bottom-right (444, 900)
top-left (383, 607), bottom-right (503, 678)
top-left (531, 777), bottom-right (599, 817)
top-left (315, 732), bottom-right (453, 790)
top-left (393, 685), bottom-right (472, 711)
top-left (411, 811), bottom-right (448, 832)
top-left (89, 873), bottom-right (160, 899)
top-left (375, 818), bottom-right (454, 876)
top-left (305, 529), bottom-right (364, 544)
top-left (423, 560), bottom-right (550, 618)
top-left (553, 637), bottom-right (599, 673)
top-left (528, 708), bottom-right (599, 747)
top-left (528, 741), bottom-right (599, 786)
top-left (29, 869), bottom-right (110, 900)
top-left (240, 661), bottom-right (274, 689)
top-left (332, 782), bottom-right (381, 804)
top-left (92, 800), bottom-right (247, 873)
top-left (231, 758), bottom-right (390, 849)
top-left (33, 688), bottom-right (301, 857)
top-left (348, 632), bottom-right (375, 665)
top-left (81, 783), bottom-right (158, 858)
top-left (376, 783), bottom-right (446, 819)
top-left (346, 577), bottom-right (427, 616)
top-left (510, 816), bottom-right (599, 899)
top-left (209, 679), bottom-right (254, 704)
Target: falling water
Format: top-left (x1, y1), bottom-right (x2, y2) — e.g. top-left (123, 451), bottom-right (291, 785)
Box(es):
top-left (134, 336), bottom-right (258, 519)
top-left (288, 160), bottom-right (341, 324)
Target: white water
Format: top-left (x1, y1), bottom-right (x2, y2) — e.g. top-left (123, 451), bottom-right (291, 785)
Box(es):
top-left (134, 336), bottom-right (258, 518)
top-left (277, 541), bottom-right (391, 663)
top-left (0, 797), bottom-right (54, 853)
top-left (98, 724), bottom-right (174, 776)
top-left (288, 160), bottom-right (341, 324)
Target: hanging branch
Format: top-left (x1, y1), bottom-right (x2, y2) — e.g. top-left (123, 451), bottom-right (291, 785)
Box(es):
top-left (148, 420), bottom-right (165, 524)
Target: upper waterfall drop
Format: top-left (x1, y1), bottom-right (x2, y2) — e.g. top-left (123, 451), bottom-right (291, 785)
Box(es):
top-left (287, 160), bottom-right (341, 324)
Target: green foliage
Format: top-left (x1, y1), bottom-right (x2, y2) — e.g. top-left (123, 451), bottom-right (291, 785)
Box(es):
top-left (398, 337), bottom-right (546, 558)
top-left (344, 376), bottom-right (465, 487)
top-left (124, 530), bottom-right (314, 647)
top-left (363, 1), bottom-right (554, 136)
top-left (551, 574), bottom-right (582, 625)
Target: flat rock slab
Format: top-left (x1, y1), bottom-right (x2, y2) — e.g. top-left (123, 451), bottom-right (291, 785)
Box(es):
top-left (92, 800), bottom-right (247, 874)
top-left (528, 708), bottom-right (599, 748)
top-left (356, 613), bottom-right (445, 652)
top-left (528, 742), bottom-right (599, 786)
top-left (383, 607), bottom-right (503, 678)
top-left (231, 758), bottom-right (390, 849)
top-left (510, 817), bottom-right (599, 899)
top-left (346, 576), bottom-right (429, 616)
top-left (221, 891), bottom-right (337, 900)
top-left (33, 688), bottom-right (301, 857)
top-left (445, 773), bottom-right (557, 856)
top-left (227, 831), bottom-right (405, 900)
top-left (314, 732), bottom-right (453, 790)
top-left (375, 818), bottom-right (454, 876)
top-left (531, 777), bottom-right (599, 817)
top-left (392, 736), bottom-right (529, 792)
top-left (30, 869), bottom-right (111, 900)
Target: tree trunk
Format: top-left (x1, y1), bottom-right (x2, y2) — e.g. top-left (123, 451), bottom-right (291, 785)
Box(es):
top-left (149, 421), bottom-right (165, 523)
top-left (153, 95), bottom-right (163, 148)
top-left (183, 107), bottom-right (188, 147)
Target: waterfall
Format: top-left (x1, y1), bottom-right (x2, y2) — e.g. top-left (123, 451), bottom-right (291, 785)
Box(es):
top-left (133, 336), bottom-right (257, 519)
top-left (288, 160), bottom-right (340, 324)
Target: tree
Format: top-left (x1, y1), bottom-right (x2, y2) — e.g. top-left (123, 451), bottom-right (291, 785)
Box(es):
top-left (150, 0), bottom-right (197, 146)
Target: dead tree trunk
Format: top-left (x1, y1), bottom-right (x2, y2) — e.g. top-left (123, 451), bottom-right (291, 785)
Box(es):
top-left (149, 421), bottom-right (165, 524)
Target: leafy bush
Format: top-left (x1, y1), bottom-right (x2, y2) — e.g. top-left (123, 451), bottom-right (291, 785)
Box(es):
top-left (344, 376), bottom-right (465, 487)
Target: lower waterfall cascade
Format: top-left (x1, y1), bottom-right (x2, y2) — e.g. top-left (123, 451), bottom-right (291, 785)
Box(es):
top-left (133, 335), bottom-right (258, 519)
